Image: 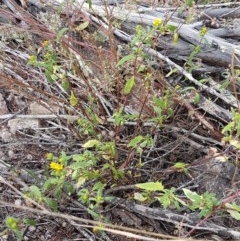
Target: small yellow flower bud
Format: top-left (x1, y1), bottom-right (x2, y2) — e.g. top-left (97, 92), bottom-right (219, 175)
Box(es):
top-left (199, 26), bottom-right (208, 37)
top-left (29, 55), bottom-right (36, 63)
top-left (152, 18), bottom-right (162, 27)
top-left (50, 162), bottom-right (63, 171)
top-left (43, 40), bottom-right (49, 47)
top-left (46, 153), bottom-right (54, 160)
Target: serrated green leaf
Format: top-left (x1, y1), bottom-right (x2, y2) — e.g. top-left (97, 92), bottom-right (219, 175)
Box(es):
top-left (220, 79), bottom-right (230, 89)
top-left (70, 161), bottom-right (93, 169)
top-left (72, 154), bottom-right (84, 162)
top-left (225, 203), bottom-right (240, 212)
top-left (116, 54), bottom-right (135, 67)
top-left (175, 196), bottom-right (187, 206)
top-left (136, 181), bottom-right (164, 191)
top-left (183, 188), bottom-right (200, 202)
top-left (65, 182), bottom-right (74, 195)
top-left (173, 162), bottom-right (186, 169)
top-left (159, 195), bottom-right (171, 208)
top-left (228, 210), bottom-right (240, 220)
top-left (167, 24), bottom-right (177, 32)
top-left (137, 64), bottom-right (145, 72)
top-left (60, 151), bottom-right (72, 162)
top-left (23, 219), bottom-right (36, 226)
top-left (45, 70), bottom-right (54, 83)
top-left (134, 192), bottom-right (148, 202)
top-left (76, 21), bottom-right (89, 31)
top-left (69, 91), bottom-right (78, 106)
top-left (229, 139), bottom-right (240, 149)
top-left (57, 27), bottom-right (68, 41)
top-left (42, 179), bottom-right (52, 192)
top-left (222, 122), bottom-right (234, 134)
top-left (82, 139), bottom-right (100, 148)
top-left (194, 93), bottom-right (200, 104)
top-left (76, 177), bottom-right (86, 189)
top-left (62, 79), bottom-right (69, 91)
top-left (50, 74), bottom-right (58, 81)
top-left (87, 209), bottom-right (98, 218)
top-left (29, 185), bottom-right (42, 199)
top-left (127, 135), bottom-right (144, 148)
top-left (45, 198), bottom-right (58, 212)
top-left (124, 76), bottom-right (135, 95)
top-left (14, 230), bottom-right (23, 240)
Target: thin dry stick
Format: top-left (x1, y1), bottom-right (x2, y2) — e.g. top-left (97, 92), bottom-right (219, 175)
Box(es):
top-left (0, 200), bottom-right (196, 241)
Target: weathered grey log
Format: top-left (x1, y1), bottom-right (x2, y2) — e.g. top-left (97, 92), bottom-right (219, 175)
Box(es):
top-left (199, 6), bottom-right (240, 20)
top-left (62, 0), bottom-right (239, 111)
top-left (38, 0), bottom-right (240, 58)
top-left (112, 197), bottom-right (240, 239)
top-left (78, 1), bottom-right (240, 57)
top-left (196, 95), bottom-right (232, 123)
top-left (152, 35), bottom-right (235, 68)
top-left (208, 28), bottom-right (240, 38)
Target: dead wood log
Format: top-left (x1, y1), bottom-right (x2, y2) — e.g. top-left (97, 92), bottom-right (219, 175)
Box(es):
top-left (20, 1), bottom-right (240, 120)
top-left (199, 6), bottom-right (240, 20)
top-left (67, 0), bottom-right (240, 70)
top-left (112, 197), bottom-right (240, 239)
top-left (7, 0), bottom-right (240, 67)
top-left (208, 27), bottom-right (240, 38)
top-left (156, 37), bottom-right (235, 68)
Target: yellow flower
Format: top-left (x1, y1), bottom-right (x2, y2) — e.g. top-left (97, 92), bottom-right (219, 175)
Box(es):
top-left (199, 26), bottom-right (208, 37)
top-left (153, 18), bottom-right (162, 27)
top-left (29, 55), bottom-right (36, 63)
top-left (50, 162), bottom-right (63, 171)
top-left (44, 52), bottom-right (51, 59)
top-left (43, 40), bottom-right (49, 47)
